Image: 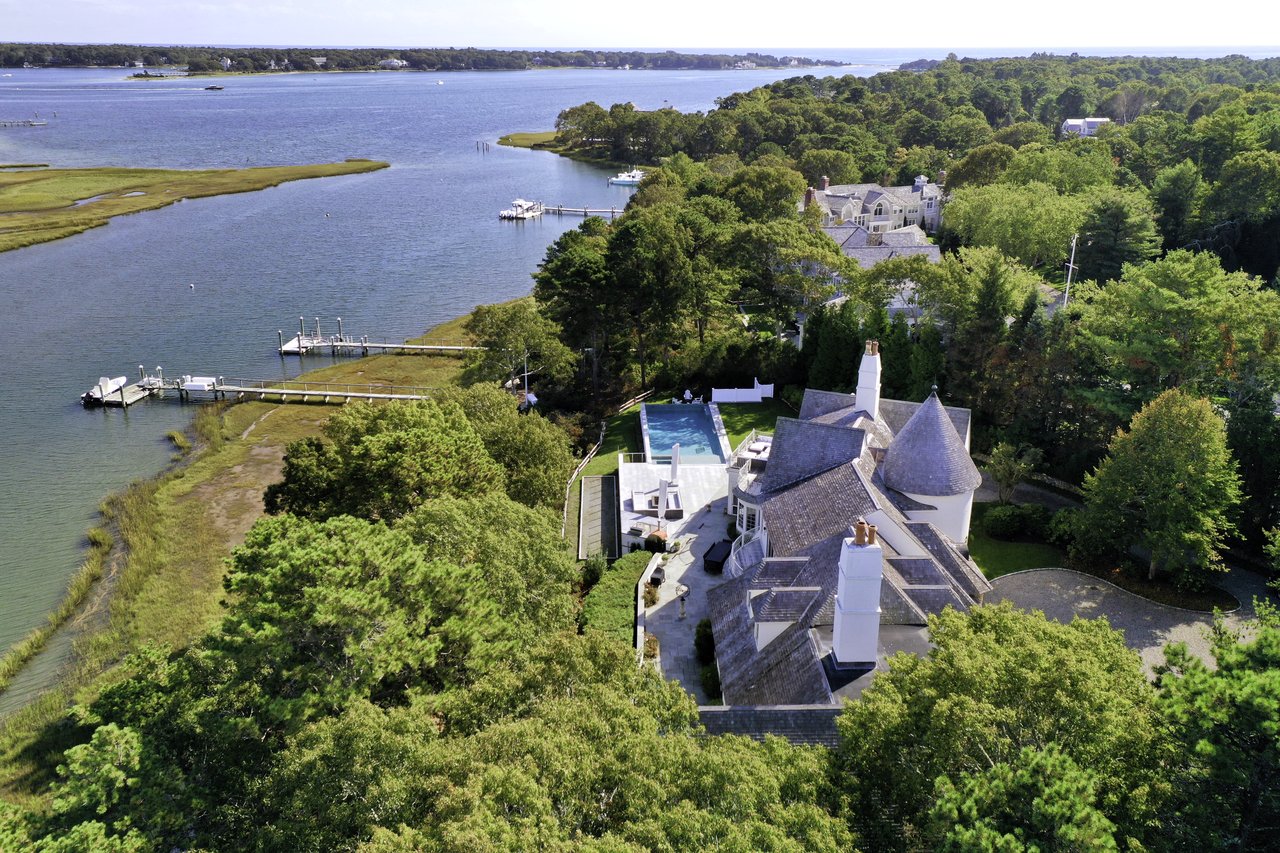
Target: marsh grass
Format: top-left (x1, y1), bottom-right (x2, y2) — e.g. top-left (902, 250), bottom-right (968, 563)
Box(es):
top-left (0, 312), bottom-right (475, 802)
top-left (0, 160), bottom-right (389, 253)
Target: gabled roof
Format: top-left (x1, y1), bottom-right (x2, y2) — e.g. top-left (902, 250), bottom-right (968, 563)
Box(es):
top-left (880, 393), bottom-right (980, 497)
top-left (798, 388), bottom-right (857, 421)
top-left (758, 418), bottom-right (864, 495)
top-left (763, 462), bottom-right (879, 558)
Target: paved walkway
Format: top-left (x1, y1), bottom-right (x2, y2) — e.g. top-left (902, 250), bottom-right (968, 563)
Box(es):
top-left (990, 567), bottom-right (1273, 673)
top-left (643, 495), bottom-right (734, 703)
top-left (578, 475), bottom-right (618, 559)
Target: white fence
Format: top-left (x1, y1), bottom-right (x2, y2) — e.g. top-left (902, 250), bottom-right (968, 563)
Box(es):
top-left (711, 377), bottom-right (774, 404)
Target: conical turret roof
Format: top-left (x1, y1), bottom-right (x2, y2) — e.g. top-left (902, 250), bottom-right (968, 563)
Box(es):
top-left (880, 392), bottom-right (981, 497)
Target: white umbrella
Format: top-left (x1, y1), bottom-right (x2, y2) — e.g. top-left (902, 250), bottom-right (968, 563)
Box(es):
top-left (670, 443), bottom-right (680, 486)
top-left (657, 478), bottom-right (669, 528)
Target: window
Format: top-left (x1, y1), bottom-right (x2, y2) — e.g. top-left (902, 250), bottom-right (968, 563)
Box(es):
top-left (873, 202), bottom-right (885, 216)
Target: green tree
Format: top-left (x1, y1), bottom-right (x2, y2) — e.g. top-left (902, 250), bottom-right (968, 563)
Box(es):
top-left (1159, 607), bottom-right (1280, 851)
top-left (928, 745), bottom-right (1119, 852)
top-left (986, 441), bottom-right (1045, 504)
top-left (1074, 188), bottom-right (1161, 283)
top-left (1151, 159), bottom-right (1206, 249)
top-left (263, 399), bottom-right (504, 521)
top-left (945, 142), bottom-right (1016, 190)
top-left (431, 384), bottom-right (575, 510)
top-left (721, 163), bottom-right (806, 221)
top-left (833, 603), bottom-right (1166, 851)
top-left (797, 148), bottom-right (860, 186)
top-left (943, 182), bottom-right (1084, 269)
top-left (464, 299), bottom-right (575, 390)
top-left (1077, 389), bottom-right (1242, 584)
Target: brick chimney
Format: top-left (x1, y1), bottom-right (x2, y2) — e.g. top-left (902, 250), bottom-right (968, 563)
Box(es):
top-left (834, 519), bottom-right (882, 666)
top-left (820, 175), bottom-right (830, 190)
top-left (855, 339), bottom-right (881, 419)
top-left (804, 186), bottom-right (815, 207)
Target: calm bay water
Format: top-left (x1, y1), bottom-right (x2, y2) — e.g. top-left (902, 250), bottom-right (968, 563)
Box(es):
top-left (0, 63), bottom-right (834, 709)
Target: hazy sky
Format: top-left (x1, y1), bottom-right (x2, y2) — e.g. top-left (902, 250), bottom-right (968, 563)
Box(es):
top-left (3, 0), bottom-right (1274, 51)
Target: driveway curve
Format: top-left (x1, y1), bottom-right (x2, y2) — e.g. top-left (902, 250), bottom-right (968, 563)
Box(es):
top-left (989, 567), bottom-right (1270, 673)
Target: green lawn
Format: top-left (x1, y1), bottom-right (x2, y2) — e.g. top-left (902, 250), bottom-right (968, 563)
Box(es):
top-left (715, 399), bottom-right (794, 449)
top-left (967, 502), bottom-right (1068, 579)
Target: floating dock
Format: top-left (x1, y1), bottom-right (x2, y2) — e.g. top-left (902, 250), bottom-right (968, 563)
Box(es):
top-left (0, 119), bottom-right (48, 127)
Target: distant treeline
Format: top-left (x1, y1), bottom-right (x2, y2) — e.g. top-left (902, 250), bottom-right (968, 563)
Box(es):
top-left (0, 42), bottom-right (839, 72)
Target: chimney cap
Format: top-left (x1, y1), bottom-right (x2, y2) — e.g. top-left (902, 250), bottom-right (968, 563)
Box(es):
top-left (865, 339), bottom-right (880, 356)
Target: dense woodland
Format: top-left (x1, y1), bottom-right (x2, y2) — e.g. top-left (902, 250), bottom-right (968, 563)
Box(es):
top-left (0, 43), bottom-right (833, 72)
top-left (4, 54), bottom-right (1280, 851)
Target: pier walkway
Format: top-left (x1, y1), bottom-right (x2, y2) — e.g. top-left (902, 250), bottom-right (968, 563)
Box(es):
top-left (83, 374), bottom-right (436, 408)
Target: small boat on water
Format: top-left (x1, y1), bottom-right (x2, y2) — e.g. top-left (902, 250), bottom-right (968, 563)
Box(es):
top-left (81, 376), bottom-right (128, 406)
top-left (204, 85), bottom-right (224, 91)
top-left (608, 168), bottom-right (645, 186)
top-left (499, 199), bottom-right (544, 220)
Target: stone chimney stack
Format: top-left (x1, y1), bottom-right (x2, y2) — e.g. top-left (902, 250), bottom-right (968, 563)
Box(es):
top-left (855, 339), bottom-right (882, 420)
top-left (834, 519), bottom-right (882, 666)
top-left (820, 175), bottom-right (830, 190)
top-left (804, 186), bottom-right (815, 207)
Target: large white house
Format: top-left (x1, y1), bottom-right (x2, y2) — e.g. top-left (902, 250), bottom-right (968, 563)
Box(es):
top-left (804, 174), bottom-right (945, 233)
top-left (710, 340), bottom-right (989, 706)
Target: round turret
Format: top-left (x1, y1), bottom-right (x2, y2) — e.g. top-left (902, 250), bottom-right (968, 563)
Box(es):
top-left (881, 391), bottom-right (980, 498)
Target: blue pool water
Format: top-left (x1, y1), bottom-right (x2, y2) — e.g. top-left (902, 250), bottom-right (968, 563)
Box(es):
top-left (643, 404), bottom-right (727, 464)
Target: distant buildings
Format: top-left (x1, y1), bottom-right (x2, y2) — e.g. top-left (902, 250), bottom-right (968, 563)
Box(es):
top-left (1060, 117), bottom-right (1111, 137)
top-left (378, 58), bottom-right (409, 69)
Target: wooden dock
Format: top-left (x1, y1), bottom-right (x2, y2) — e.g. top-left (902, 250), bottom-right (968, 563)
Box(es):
top-left (277, 318), bottom-right (484, 356)
top-left (278, 334), bottom-right (482, 356)
top-left (83, 373), bottom-right (436, 408)
top-left (0, 119), bottom-right (48, 128)
top-left (543, 205), bottom-right (623, 219)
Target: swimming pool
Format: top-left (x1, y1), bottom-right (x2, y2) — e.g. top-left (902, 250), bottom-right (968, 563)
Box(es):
top-left (641, 404), bottom-right (730, 464)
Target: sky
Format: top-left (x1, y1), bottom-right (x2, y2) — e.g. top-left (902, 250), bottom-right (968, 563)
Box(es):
top-left (3, 0), bottom-right (1277, 53)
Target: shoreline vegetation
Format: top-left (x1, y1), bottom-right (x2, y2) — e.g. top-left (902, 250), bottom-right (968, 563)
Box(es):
top-left (0, 314), bottom-right (473, 802)
top-left (0, 160), bottom-right (389, 254)
top-left (0, 43), bottom-right (840, 74)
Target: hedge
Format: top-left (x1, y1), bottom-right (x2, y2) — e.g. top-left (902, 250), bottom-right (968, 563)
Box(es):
top-left (581, 550), bottom-right (651, 646)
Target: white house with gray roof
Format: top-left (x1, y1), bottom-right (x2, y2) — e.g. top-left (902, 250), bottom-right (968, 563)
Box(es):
top-left (711, 340), bottom-right (989, 707)
top-left (804, 174), bottom-right (944, 233)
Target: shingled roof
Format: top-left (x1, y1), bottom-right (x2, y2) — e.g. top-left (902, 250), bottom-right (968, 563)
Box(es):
top-left (880, 392), bottom-right (981, 497)
top-left (757, 418), bottom-right (864, 495)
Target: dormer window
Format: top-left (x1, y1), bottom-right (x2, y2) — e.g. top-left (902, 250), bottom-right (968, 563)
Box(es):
top-left (874, 202), bottom-right (885, 216)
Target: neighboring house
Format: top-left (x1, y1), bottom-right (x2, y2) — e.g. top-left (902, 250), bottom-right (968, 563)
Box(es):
top-left (218, 57), bottom-right (233, 71)
top-left (1060, 117), bottom-right (1111, 137)
top-left (310, 56), bottom-right (328, 68)
top-left (378, 58), bottom-right (409, 69)
top-left (821, 222), bottom-right (941, 268)
top-left (804, 175), bottom-right (945, 233)
top-left (710, 341), bottom-right (990, 706)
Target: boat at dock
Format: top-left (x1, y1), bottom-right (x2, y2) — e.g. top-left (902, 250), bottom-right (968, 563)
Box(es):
top-left (498, 198), bottom-right (544, 220)
top-left (80, 376), bottom-right (129, 406)
top-left (608, 168), bottom-right (645, 185)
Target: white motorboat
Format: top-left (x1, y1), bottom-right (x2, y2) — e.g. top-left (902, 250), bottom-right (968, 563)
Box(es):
top-left (608, 168), bottom-right (645, 186)
top-left (499, 198), bottom-right (544, 220)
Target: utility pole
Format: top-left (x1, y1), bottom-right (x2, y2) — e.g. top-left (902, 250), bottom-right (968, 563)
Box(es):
top-left (1063, 233), bottom-right (1079, 308)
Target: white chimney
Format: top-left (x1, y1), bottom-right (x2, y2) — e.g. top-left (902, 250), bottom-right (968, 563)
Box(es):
top-left (855, 339), bottom-right (881, 419)
top-left (833, 520), bottom-right (882, 666)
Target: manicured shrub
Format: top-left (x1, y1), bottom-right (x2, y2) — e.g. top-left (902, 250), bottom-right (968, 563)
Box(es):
top-left (983, 503), bottom-right (1052, 540)
top-left (582, 553), bottom-right (607, 591)
top-left (695, 618), bottom-right (715, 665)
top-left (581, 550), bottom-right (651, 646)
top-left (700, 664), bottom-right (722, 699)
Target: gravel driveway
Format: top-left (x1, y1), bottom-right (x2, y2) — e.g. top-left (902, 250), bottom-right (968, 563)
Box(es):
top-left (989, 567), bottom-right (1271, 673)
